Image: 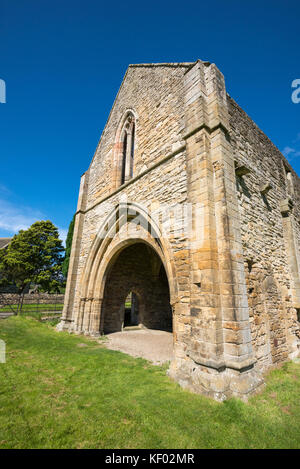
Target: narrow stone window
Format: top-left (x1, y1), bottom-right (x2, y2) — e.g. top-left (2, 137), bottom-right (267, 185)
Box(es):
top-left (130, 122), bottom-right (135, 178)
top-left (119, 113), bottom-right (135, 185)
top-left (121, 132), bottom-right (127, 185)
top-left (246, 259), bottom-right (254, 273)
top-left (112, 111), bottom-right (137, 189)
top-left (246, 259), bottom-right (255, 295)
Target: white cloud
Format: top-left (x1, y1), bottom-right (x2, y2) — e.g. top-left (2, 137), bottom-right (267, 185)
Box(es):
top-left (0, 198), bottom-right (44, 234)
top-left (282, 138), bottom-right (300, 162)
top-left (282, 146), bottom-right (296, 157)
top-left (0, 197), bottom-right (68, 246)
top-left (59, 228), bottom-right (68, 246)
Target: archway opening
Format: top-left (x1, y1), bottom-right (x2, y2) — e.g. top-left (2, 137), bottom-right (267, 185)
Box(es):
top-left (124, 292), bottom-right (139, 328)
top-left (101, 242), bottom-right (172, 334)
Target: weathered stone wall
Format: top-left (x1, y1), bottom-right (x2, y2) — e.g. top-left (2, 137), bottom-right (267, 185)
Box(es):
top-left (0, 293), bottom-right (64, 306)
top-left (65, 64), bottom-right (191, 320)
top-left (228, 96), bottom-right (300, 368)
top-left (72, 148), bottom-right (189, 320)
top-left (87, 64), bottom-right (188, 205)
top-left (59, 60), bottom-right (300, 400)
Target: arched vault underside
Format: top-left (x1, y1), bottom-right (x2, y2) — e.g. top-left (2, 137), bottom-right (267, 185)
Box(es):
top-left (72, 202), bottom-right (178, 337)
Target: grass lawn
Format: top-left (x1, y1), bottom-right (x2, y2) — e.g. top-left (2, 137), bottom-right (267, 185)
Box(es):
top-left (0, 304), bottom-right (63, 313)
top-left (0, 316), bottom-right (299, 449)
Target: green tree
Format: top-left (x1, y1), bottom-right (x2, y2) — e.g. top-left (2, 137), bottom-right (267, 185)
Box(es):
top-left (0, 221), bottom-right (65, 312)
top-left (62, 215), bottom-right (75, 279)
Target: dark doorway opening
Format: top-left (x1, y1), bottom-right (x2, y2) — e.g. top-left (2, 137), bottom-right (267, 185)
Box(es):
top-left (101, 242), bottom-right (172, 334)
top-left (124, 292), bottom-right (139, 327)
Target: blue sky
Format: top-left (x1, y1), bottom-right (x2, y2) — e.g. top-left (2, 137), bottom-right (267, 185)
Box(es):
top-left (0, 0), bottom-right (299, 242)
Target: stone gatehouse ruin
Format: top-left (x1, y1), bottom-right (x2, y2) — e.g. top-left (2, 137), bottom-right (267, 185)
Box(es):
top-left (58, 60), bottom-right (300, 400)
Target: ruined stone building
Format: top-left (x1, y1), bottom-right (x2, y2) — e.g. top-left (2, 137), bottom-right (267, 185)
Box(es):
top-left (58, 60), bottom-right (300, 400)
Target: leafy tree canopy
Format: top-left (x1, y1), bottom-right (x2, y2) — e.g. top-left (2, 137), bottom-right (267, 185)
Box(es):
top-left (62, 215), bottom-right (75, 278)
top-left (0, 220), bottom-right (65, 293)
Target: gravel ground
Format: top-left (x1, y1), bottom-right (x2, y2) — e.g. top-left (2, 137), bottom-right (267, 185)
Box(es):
top-left (104, 329), bottom-right (173, 365)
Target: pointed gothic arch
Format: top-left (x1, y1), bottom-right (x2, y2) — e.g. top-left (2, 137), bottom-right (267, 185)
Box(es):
top-left (74, 201), bottom-right (178, 336)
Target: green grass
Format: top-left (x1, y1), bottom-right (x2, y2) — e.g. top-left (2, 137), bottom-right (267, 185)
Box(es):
top-left (0, 303), bottom-right (63, 313)
top-left (0, 316), bottom-right (299, 449)
top-left (18, 311), bottom-right (62, 326)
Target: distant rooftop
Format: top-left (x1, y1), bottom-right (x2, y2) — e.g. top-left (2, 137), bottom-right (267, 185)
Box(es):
top-left (0, 238), bottom-right (12, 250)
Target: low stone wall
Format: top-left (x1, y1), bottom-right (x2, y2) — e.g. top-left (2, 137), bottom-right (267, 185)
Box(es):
top-left (0, 293), bottom-right (64, 306)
